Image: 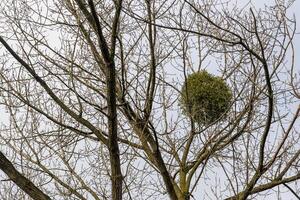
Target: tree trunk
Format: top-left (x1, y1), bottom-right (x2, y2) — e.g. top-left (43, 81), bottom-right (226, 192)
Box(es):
top-left (0, 151), bottom-right (51, 200)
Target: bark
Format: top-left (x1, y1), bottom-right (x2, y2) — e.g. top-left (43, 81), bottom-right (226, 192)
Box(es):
top-left (87, 1), bottom-right (123, 199)
top-left (0, 151), bottom-right (51, 200)
top-left (106, 62), bottom-right (123, 200)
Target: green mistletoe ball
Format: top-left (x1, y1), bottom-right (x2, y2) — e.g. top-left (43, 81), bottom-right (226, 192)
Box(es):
top-left (180, 71), bottom-right (232, 125)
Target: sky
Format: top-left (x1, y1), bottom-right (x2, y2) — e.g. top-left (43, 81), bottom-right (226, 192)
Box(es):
top-left (245, 0), bottom-right (300, 66)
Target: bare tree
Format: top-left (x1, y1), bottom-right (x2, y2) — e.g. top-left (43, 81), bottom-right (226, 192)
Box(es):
top-left (0, 0), bottom-right (299, 200)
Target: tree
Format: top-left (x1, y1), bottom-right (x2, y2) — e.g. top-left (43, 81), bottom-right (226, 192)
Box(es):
top-left (0, 0), bottom-right (299, 199)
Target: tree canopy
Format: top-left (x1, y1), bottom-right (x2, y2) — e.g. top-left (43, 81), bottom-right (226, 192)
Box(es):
top-left (0, 0), bottom-right (299, 200)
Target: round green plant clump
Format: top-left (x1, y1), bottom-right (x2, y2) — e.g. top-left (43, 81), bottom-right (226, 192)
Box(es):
top-left (180, 70), bottom-right (232, 125)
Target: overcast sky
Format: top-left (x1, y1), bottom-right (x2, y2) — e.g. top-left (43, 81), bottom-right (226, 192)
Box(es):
top-left (246, 0), bottom-right (300, 67)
